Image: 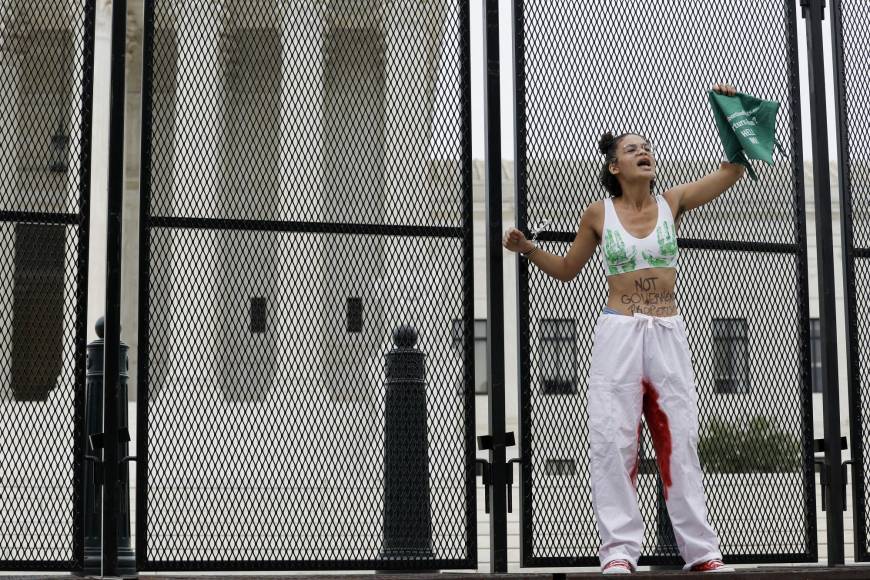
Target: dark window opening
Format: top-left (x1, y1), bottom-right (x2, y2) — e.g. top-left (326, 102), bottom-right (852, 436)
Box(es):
top-left (541, 318), bottom-right (577, 395)
top-left (810, 318), bottom-right (822, 394)
top-left (451, 318), bottom-right (487, 395)
top-left (712, 318), bottom-right (750, 394)
top-left (12, 224), bottom-right (65, 401)
top-left (347, 297), bottom-right (363, 333)
top-left (544, 458), bottom-right (577, 476)
top-left (250, 297), bottom-right (267, 333)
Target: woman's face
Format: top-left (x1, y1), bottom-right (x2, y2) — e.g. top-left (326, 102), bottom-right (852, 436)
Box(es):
top-left (609, 134), bottom-right (656, 182)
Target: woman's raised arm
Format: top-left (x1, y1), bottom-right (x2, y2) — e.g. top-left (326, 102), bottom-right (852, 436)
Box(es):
top-left (664, 161), bottom-right (745, 223)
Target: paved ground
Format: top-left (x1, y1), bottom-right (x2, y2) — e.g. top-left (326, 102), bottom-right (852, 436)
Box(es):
top-left (123, 567), bottom-right (870, 579)
top-left (5, 568), bottom-right (870, 579)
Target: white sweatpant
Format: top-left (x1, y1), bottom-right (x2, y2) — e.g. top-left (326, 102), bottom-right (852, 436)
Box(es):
top-left (586, 311), bottom-right (722, 571)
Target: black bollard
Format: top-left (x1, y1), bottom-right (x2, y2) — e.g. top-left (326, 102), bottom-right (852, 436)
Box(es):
top-left (381, 324), bottom-right (434, 562)
top-left (84, 317), bottom-right (134, 573)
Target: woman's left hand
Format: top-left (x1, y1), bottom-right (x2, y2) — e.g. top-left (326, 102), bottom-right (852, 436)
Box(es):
top-left (712, 83), bottom-right (737, 96)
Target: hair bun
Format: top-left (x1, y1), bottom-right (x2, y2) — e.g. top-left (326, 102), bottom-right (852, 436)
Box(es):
top-left (598, 132), bottom-right (616, 155)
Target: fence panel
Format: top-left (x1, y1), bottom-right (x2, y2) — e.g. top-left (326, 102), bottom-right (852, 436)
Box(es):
top-left (514, 0), bottom-right (815, 566)
top-left (832, 0), bottom-right (870, 563)
top-left (136, 0), bottom-right (475, 571)
top-left (0, 0), bottom-right (94, 571)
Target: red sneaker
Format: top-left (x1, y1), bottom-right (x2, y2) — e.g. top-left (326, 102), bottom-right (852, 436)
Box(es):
top-left (602, 558), bottom-right (633, 574)
top-left (690, 559), bottom-right (736, 573)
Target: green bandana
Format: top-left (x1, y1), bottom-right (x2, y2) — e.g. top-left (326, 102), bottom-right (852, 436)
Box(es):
top-left (708, 91), bottom-right (783, 181)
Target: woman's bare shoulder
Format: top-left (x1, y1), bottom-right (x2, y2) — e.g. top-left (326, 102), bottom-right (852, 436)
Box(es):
top-left (660, 189), bottom-right (681, 220)
top-left (583, 199), bottom-right (605, 218)
top-left (580, 199), bottom-right (606, 239)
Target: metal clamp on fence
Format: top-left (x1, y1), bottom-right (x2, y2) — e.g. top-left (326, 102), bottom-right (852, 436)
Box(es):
top-left (814, 436), bottom-right (848, 512)
top-left (87, 428), bottom-right (132, 484)
top-left (842, 460), bottom-right (856, 512)
top-left (475, 459), bottom-right (491, 514)
top-left (506, 457), bottom-right (522, 513)
top-left (477, 431), bottom-right (516, 452)
top-left (799, 0), bottom-right (826, 19)
top-left (477, 432), bottom-right (516, 514)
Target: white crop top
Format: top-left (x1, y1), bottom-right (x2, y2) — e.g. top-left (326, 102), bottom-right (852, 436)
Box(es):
top-left (599, 194), bottom-right (679, 276)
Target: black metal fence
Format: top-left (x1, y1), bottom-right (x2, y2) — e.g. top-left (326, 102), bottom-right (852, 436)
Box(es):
top-left (3, 0), bottom-right (867, 574)
top-left (832, 0), bottom-right (870, 564)
top-left (135, 0), bottom-right (475, 571)
top-left (514, 0), bottom-right (815, 567)
top-left (0, 0), bottom-right (94, 571)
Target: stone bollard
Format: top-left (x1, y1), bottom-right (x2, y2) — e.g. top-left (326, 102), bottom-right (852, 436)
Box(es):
top-left (381, 324), bottom-right (434, 561)
top-left (84, 317), bottom-right (134, 572)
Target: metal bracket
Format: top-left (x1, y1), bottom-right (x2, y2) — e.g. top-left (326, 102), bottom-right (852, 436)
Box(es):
top-left (86, 429), bottom-right (135, 483)
top-left (88, 427), bottom-right (131, 452)
top-left (506, 457), bottom-right (522, 513)
top-left (799, 0), bottom-right (826, 20)
top-left (842, 460), bottom-right (856, 512)
top-left (477, 431), bottom-right (516, 451)
top-left (476, 432), bottom-right (517, 514)
top-left (814, 436), bottom-right (847, 453)
top-left (814, 458), bottom-right (828, 511)
top-left (85, 454), bottom-right (103, 485)
top-left (814, 436), bottom-right (848, 512)
top-left (475, 458), bottom-right (491, 514)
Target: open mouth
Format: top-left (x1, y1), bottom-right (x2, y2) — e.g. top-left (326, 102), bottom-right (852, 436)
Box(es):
top-left (637, 159), bottom-right (652, 168)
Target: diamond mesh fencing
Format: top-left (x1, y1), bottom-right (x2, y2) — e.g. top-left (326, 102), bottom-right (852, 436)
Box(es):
top-left (137, 0), bottom-right (474, 570)
top-left (0, 0), bottom-right (93, 571)
top-left (514, 0), bottom-right (815, 566)
top-left (832, 0), bottom-right (870, 563)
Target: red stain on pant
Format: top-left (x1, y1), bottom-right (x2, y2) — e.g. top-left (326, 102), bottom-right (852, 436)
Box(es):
top-left (641, 378), bottom-right (672, 499)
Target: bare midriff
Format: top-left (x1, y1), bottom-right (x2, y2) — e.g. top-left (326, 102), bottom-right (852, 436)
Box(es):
top-left (605, 267), bottom-right (678, 317)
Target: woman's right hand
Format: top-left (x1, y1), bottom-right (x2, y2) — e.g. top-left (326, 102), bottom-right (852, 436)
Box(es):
top-left (503, 227), bottom-right (532, 253)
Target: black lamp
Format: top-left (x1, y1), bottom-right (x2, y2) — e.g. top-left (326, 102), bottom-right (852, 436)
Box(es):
top-left (49, 120), bottom-right (69, 174)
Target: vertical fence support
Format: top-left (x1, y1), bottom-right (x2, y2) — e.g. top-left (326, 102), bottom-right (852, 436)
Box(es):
top-left (801, 0), bottom-right (846, 566)
top-left (830, 0), bottom-right (867, 561)
top-left (103, 0), bottom-right (128, 575)
top-left (483, 0), bottom-right (508, 572)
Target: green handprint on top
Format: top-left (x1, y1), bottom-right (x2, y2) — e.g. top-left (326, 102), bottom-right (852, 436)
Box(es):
top-left (642, 221), bottom-right (678, 267)
top-left (603, 229), bottom-right (637, 274)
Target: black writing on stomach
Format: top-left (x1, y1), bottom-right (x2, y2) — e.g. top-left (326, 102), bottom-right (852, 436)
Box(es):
top-left (620, 277), bottom-right (676, 315)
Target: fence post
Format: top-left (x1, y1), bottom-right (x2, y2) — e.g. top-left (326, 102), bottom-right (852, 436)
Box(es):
top-left (102, 0), bottom-right (129, 575)
top-left (483, 0), bottom-right (509, 572)
top-left (801, 0), bottom-right (846, 565)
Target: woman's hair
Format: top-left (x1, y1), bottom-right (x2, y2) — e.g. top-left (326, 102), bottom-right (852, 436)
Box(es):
top-left (598, 131), bottom-right (656, 198)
